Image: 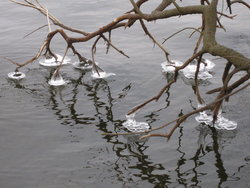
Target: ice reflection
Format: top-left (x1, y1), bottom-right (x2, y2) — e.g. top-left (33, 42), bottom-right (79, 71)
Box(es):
top-left (39, 54), bottom-right (71, 67)
top-left (196, 124), bottom-right (237, 153)
top-left (122, 113), bottom-right (150, 132)
top-left (123, 134), bottom-right (149, 156)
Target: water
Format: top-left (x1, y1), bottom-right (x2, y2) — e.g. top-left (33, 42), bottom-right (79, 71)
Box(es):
top-left (0, 1), bottom-right (250, 187)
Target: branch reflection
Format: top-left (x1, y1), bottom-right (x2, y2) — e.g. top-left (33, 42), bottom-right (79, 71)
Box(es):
top-left (9, 68), bottom-right (242, 188)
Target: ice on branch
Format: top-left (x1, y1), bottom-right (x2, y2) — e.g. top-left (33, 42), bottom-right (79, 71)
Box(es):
top-left (123, 113), bottom-right (150, 132)
top-left (161, 59), bottom-right (215, 80)
top-left (91, 65), bottom-right (115, 79)
top-left (72, 60), bottom-right (98, 70)
top-left (195, 103), bottom-right (237, 130)
top-left (214, 110), bottom-right (237, 130)
top-left (48, 71), bottom-right (67, 86)
top-left (195, 103), bottom-right (213, 125)
top-left (39, 54), bottom-right (71, 67)
top-left (161, 60), bottom-right (183, 73)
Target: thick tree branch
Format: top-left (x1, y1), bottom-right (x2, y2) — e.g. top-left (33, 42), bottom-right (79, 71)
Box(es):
top-left (7, 0), bottom-right (250, 141)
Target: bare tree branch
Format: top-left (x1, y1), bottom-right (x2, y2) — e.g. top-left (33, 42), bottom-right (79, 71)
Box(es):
top-left (231, 0), bottom-right (250, 9)
top-left (7, 0), bottom-right (250, 140)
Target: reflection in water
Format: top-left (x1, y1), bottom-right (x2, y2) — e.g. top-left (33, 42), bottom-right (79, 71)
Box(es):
top-left (113, 138), bottom-right (171, 187)
top-left (123, 134), bottom-right (149, 157)
top-left (195, 124), bottom-right (239, 187)
top-left (43, 71), bottom-right (175, 186)
top-left (8, 68), bottom-right (244, 188)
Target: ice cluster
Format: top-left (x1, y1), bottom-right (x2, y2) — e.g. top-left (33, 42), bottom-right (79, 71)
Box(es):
top-left (91, 68), bottom-right (115, 79)
top-left (161, 59), bottom-right (215, 80)
top-left (123, 113), bottom-right (150, 132)
top-left (72, 60), bottom-right (97, 70)
top-left (7, 52), bottom-right (117, 87)
top-left (161, 60), bottom-right (183, 73)
top-left (195, 104), bottom-right (237, 130)
top-left (39, 54), bottom-right (71, 67)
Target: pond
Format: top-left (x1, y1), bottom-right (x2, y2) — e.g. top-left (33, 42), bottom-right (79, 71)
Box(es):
top-left (0, 1), bottom-right (249, 187)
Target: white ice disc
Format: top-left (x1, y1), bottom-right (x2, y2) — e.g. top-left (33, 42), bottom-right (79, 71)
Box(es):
top-left (8, 71), bottom-right (26, 80)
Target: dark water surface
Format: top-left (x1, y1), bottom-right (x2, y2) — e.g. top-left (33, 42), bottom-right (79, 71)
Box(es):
top-left (0, 1), bottom-right (250, 188)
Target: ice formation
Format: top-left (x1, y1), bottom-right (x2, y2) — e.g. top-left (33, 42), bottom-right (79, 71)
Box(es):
top-left (72, 60), bottom-right (97, 70)
top-left (182, 59), bottom-right (215, 80)
top-left (195, 104), bottom-right (237, 130)
top-left (161, 59), bottom-right (215, 80)
top-left (8, 71), bottom-right (26, 80)
top-left (195, 104), bottom-right (213, 125)
top-left (39, 54), bottom-right (71, 67)
top-left (182, 64), bottom-right (213, 80)
top-left (161, 60), bottom-right (183, 73)
top-left (48, 72), bottom-right (66, 86)
top-left (122, 113), bottom-right (150, 132)
top-left (91, 67), bottom-right (115, 79)
top-left (214, 111), bottom-right (237, 130)
top-left (91, 71), bottom-right (116, 79)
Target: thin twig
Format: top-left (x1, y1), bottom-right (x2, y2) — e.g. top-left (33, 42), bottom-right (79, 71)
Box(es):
top-left (101, 34), bottom-right (130, 58)
top-left (23, 24), bottom-right (52, 38)
top-left (54, 46), bottom-right (69, 77)
top-left (163, 27), bottom-right (201, 44)
top-left (127, 51), bottom-right (204, 115)
top-left (194, 54), bottom-right (205, 104)
top-left (140, 82), bottom-right (250, 140)
top-left (139, 19), bottom-right (170, 60)
top-left (91, 35), bottom-right (104, 76)
top-left (127, 0), bottom-right (149, 13)
top-left (46, 8), bottom-right (52, 32)
top-left (104, 82), bottom-right (250, 138)
top-left (231, 0), bottom-right (250, 9)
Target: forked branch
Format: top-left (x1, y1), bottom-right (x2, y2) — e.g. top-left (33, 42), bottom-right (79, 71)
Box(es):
top-left (7, 0), bottom-right (250, 140)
